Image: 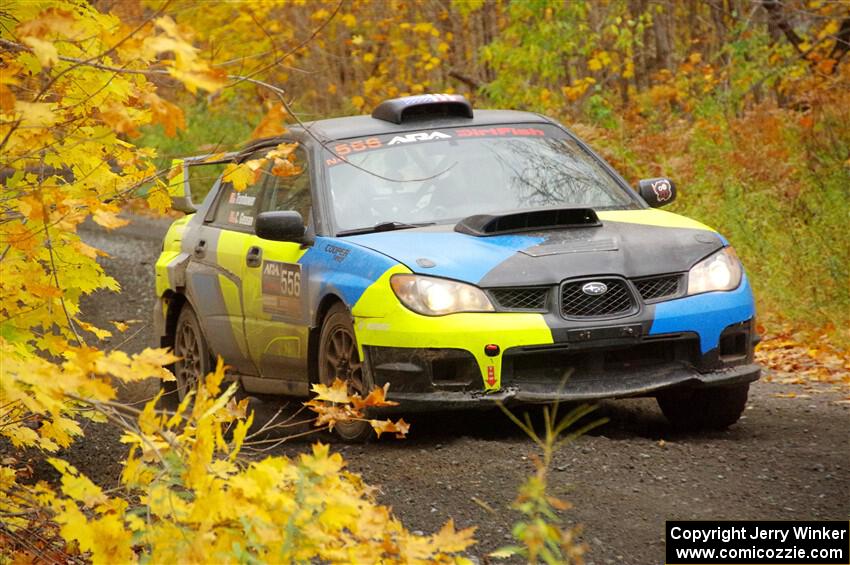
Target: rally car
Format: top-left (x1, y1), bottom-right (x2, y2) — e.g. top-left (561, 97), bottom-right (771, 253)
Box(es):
top-left (154, 94), bottom-right (760, 440)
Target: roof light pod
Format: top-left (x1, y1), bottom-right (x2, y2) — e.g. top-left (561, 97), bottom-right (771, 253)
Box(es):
top-left (371, 94), bottom-right (473, 124)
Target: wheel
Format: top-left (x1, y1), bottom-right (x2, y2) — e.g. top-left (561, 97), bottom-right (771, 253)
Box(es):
top-left (318, 303), bottom-right (374, 442)
top-left (162, 304), bottom-right (212, 410)
top-left (657, 383), bottom-right (750, 430)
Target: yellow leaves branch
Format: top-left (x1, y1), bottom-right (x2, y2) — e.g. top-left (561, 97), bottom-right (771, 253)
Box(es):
top-left (19, 360), bottom-right (473, 563)
top-left (306, 378), bottom-right (411, 439)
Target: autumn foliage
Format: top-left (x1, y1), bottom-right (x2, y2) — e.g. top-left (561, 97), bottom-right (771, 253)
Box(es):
top-left (1, 0), bottom-right (848, 562)
top-left (0, 1), bottom-right (470, 562)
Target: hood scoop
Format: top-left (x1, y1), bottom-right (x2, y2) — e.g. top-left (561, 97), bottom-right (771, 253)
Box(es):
top-left (455, 207), bottom-right (601, 236)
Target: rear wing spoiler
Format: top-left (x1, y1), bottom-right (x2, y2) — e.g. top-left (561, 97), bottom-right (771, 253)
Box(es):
top-left (167, 152), bottom-right (238, 214)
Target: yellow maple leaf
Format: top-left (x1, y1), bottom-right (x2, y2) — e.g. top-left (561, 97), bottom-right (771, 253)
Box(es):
top-left (271, 158), bottom-right (302, 178)
top-left (432, 518), bottom-right (477, 553)
top-left (142, 91), bottom-right (185, 137)
top-left (167, 67), bottom-right (227, 94)
top-left (351, 383), bottom-right (398, 409)
top-left (147, 185), bottom-right (172, 215)
top-left (92, 209), bottom-right (130, 229)
top-left (251, 103), bottom-right (287, 140)
top-left (0, 83), bottom-right (15, 112)
top-left (100, 102), bottom-right (138, 136)
top-left (15, 7), bottom-right (77, 39)
top-left (369, 417), bottom-right (410, 438)
top-left (311, 378), bottom-right (352, 403)
top-left (265, 142), bottom-right (298, 160)
top-left (15, 100), bottom-right (57, 126)
top-left (221, 162), bottom-right (255, 191)
top-left (76, 320), bottom-right (112, 340)
top-left (48, 458), bottom-right (109, 507)
top-left (23, 36), bottom-right (59, 67)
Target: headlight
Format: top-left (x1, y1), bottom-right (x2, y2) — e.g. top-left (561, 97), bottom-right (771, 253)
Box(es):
top-left (687, 247), bottom-right (743, 295)
top-left (390, 274), bottom-right (495, 316)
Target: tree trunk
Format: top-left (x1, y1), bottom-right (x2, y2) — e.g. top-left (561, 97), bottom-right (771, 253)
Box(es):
top-left (652, 1), bottom-right (673, 71)
top-left (630, 0), bottom-right (649, 90)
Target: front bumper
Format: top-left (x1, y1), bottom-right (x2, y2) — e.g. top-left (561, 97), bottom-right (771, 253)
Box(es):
top-left (374, 362), bottom-right (761, 412)
top-left (353, 267), bottom-right (759, 404)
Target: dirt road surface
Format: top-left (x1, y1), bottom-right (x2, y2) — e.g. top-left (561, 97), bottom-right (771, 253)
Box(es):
top-left (70, 216), bottom-right (849, 564)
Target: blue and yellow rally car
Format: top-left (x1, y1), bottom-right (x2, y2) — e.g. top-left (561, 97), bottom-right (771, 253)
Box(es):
top-left (155, 94), bottom-right (760, 440)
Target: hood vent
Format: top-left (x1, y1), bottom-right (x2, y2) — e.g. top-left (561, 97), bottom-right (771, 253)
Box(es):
top-left (455, 208), bottom-right (601, 236)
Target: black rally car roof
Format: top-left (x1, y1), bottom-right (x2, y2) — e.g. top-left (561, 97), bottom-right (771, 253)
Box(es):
top-left (239, 95), bottom-right (555, 156)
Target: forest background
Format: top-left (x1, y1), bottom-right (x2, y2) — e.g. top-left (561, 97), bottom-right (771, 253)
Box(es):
top-left (134, 0), bottom-right (850, 347)
top-left (1, 0), bottom-right (848, 563)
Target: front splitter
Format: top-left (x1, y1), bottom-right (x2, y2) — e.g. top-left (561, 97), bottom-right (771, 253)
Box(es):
top-left (376, 362), bottom-right (760, 413)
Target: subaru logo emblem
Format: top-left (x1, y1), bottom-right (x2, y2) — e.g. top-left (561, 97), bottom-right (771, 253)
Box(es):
top-left (582, 282), bottom-right (608, 296)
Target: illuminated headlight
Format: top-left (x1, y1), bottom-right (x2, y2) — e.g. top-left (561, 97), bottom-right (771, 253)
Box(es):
top-left (390, 274), bottom-right (495, 316)
top-left (687, 247), bottom-right (743, 295)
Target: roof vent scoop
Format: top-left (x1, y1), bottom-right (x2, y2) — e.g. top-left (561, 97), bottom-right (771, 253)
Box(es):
top-left (455, 208), bottom-right (602, 236)
top-left (371, 94), bottom-right (473, 124)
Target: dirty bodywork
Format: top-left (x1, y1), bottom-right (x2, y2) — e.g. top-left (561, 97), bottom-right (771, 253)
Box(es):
top-left (154, 94), bottom-right (759, 414)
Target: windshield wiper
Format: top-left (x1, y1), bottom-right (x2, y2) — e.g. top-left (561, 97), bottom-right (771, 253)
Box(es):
top-left (337, 221), bottom-right (435, 236)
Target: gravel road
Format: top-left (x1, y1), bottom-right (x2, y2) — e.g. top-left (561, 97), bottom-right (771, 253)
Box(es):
top-left (71, 216), bottom-right (849, 564)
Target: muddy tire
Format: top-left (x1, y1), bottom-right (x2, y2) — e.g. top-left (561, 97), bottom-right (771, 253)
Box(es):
top-left (318, 303), bottom-right (374, 442)
top-left (657, 383), bottom-right (750, 430)
top-left (162, 304), bottom-right (212, 410)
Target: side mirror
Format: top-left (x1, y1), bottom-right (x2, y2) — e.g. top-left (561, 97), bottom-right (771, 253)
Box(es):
top-left (256, 211), bottom-right (306, 242)
top-left (167, 159), bottom-right (197, 214)
top-left (638, 177), bottom-right (676, 208)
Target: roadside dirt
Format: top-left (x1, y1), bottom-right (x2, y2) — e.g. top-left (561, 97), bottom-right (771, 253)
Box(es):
top-left (62, 216), bottom-right (850, 564)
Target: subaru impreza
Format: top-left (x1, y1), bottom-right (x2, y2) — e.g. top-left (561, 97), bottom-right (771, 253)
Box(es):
top-left (155, 94), bottom-right (760, 440)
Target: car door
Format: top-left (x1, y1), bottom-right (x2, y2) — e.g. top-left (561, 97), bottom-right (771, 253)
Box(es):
top-left (183, 154), bottom-right (268, 377)
top-left (240, 145), bottom-right (313, 395)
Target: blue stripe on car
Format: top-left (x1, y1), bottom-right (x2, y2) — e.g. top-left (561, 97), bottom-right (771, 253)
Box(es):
top-left (299, 236), bottom-right (398, 306)
top-left (649, 274), bottom-right (755, 353)
top-left (346, 232), bottom-right (543, 284)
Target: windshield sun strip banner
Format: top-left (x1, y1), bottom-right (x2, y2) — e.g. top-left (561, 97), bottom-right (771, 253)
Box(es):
top-left (324, 125), bottom-right (553, 167)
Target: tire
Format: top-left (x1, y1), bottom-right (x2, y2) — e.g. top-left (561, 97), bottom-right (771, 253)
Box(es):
top-left (657, 383), bottom-right (750, 430)
top-left (162, 304), bottom-right (212, 410)
top-left (318, 303), bottom-right (374, 442)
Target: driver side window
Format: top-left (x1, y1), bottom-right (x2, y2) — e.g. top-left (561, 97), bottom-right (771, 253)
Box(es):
top-left (259, 146), bottom-right (312, 224)
top-left (212, 156), bottom-right (266, 231)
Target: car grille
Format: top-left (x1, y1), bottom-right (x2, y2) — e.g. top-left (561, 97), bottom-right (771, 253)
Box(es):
top-left (560, 278), bottom-right (636, 318)
top-left (633, 275), bottom-right (682, 302)
top-left (490, 287), bottom-right (548, 310)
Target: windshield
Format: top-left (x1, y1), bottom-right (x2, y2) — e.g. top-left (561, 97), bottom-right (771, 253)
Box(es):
top-left (325, 124), bottom-right (637, 233)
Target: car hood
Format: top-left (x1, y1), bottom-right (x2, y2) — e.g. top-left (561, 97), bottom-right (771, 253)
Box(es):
top-left (344, 209), bottom-right (727, 286)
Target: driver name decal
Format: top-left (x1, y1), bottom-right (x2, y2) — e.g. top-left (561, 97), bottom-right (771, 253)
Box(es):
top-left (262, 260), bottom-right (303, 317)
